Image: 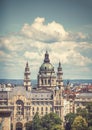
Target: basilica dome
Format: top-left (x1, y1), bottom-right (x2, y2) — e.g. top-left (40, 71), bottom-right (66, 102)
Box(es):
top-left (40, 62), bottom-right (54, 71)
top-left (39, 51), bottom-right (54, 72)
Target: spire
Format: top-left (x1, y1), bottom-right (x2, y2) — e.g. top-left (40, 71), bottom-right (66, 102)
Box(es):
top-left (26, 61), bottom-right (28, 67)
top-left (59, 61), bottom-right (61, 68)
top-left (44, 51), bottom-right (50, 63)
top-left (58, 61), bottom-right (62, 71)
top-left (25, 61), bottom-right (30, 71)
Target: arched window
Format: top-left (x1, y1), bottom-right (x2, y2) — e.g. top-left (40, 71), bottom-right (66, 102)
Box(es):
top-left (48, 79), bottom-right (50, 84)
top-left (16, 122), bottom-right (23, 130)
top-left (45, 79), bottom-right (47, 84)
top-left (41, 79), bottom-right (43, 85)
top-left (37, 107), bottom-right (39, 111)
top-left (16, 100), bottom-right (24, 115)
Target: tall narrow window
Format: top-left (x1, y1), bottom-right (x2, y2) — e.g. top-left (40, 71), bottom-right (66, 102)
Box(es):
top-left (37, 107), bottom-right (39, 111)
top-left (45, 79), bottom-right (47, 84)
top-left (46, 107), bottom-right (48, 111)
top-left (48, 79), bottom-right (50, 84)
top-left (16, 100), bottom-right (24, 116)
top-left (41, 79), bottom-right (43, 85)
top-left (41, 107), bottom-right (43, 111)
top-left (32, 107), bottom-right (34, 111)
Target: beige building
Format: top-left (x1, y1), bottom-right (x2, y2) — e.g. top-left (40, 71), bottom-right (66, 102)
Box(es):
top-left (0, 51), bottom-right (91, 130)
top-left (0, 51), bottom-right (66, 130)
top-left (74, 93), bottom-right (92, 113)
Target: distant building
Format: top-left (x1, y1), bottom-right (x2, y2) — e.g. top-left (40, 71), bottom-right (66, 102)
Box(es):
top-left (0, 51), bottom-right (92, 130)
top-left (74, 92), bottom-right (92, 113)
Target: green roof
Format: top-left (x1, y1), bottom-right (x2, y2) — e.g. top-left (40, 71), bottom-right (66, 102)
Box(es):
top-left (40, 63), bottom-right (54, 71)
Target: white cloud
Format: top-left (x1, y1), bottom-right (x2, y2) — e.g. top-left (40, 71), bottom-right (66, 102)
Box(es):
top-left (67, 32), bottom-right (87, 41)
top-left (66, 49), bottom-right (92, 66)
top-left (34, 17), bottom-right (45, 23)
top-left (0, 50), bottom-right (12, 61)
top-left (24, 51), bottom-right (42, 61)
top-left (0, 17), bottom-right (92, 79)
top-left (21, 17), bottom-right (68, 43)
top-left (78, 42), bottom-right (92, 49)
top-left (77, 32), bottom-right (86, 39)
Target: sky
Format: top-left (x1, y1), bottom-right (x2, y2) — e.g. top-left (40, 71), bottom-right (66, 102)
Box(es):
top-left (0, 0), bottom-right (92, 79)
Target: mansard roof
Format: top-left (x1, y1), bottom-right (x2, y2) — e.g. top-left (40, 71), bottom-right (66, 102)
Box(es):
top-left (8, 86), bottom-right (31, 99)
top-left (31, 88), bottom-right (53, 93)
top-left (76, 92), bottom-right (92, 99)
top-left (31, 88), bottom-right (53, 99)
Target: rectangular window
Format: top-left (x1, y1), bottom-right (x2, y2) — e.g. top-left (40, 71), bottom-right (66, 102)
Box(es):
top-left (50, 107), bottom-right (53, 111)
top-left (41, 107), bottom-right (43, 111)
top-left (32, 107), bottom-right (34, 111)
top-left (41, 112), bottom-right (43, 115)
top-left (33, 112), bottom-right (34, 115)
top-left (37, 107), bottom-right (39, 111)
top-left (46, 107), bottom-right (48, 111)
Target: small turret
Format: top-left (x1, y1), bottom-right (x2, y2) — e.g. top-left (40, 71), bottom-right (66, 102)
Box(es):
top-left (24, 62), bottom-right (31, 91)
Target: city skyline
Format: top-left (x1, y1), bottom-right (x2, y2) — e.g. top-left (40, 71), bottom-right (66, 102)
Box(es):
top-left (0, 0), bottom-right (92, 79)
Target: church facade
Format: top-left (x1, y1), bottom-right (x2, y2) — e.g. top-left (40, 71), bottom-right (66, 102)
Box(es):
top-left (0, 51), bottom-right (72, 130)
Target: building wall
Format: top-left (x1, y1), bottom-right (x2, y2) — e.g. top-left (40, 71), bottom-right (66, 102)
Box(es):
top-left (74, 96), bottom-right (92, 113)
top-left (0, 117), bottom-right (11, 130)
top-left (0, 52), bottom-right (72, 129)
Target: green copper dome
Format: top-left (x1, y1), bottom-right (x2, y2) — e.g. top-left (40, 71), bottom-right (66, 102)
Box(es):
top-left (40, 63), bottom-right (54, 71)
top-left (40, 51), bottom-right (54, 71)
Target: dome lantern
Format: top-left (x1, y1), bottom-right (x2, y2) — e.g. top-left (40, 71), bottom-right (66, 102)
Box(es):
top-left (44, 51), bottom-right (50, 63)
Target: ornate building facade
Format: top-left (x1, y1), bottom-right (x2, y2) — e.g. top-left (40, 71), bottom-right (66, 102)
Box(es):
top-left (0, 51), bottom-right (66, 130)
top-left (0, 51), bottom-right (91, 130)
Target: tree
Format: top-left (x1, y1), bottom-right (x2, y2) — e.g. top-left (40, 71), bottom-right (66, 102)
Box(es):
top-left (32, 112), bottom-right (42, 130)
top-left (25, 121), bottom-right (32, 130)
top-left (72, 116), bottom-right (88, 130)
top-left (30, 112), bottom-right (62, 130)
top-left (86, 102), bottom-right (92, 127)
top-left (76, 107), bottom-right (88, 119)
top-left (41, 112), bottom-right (62, 130)
top-left (88, 126), bottom-right (92, 130)
top-left (65, 121), bottom-right (71, 130)
top-left (51, 124), bottom-right (62, 130)
top-left (65, 113), bottom-right (76, 125)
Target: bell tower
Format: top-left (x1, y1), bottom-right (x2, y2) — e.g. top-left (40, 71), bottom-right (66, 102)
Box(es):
top-left (53, 86), bottom-right (64, 120)
top-left (53, 62), bottom-right (64, 121)
top-left (24, 62), bottom-right (31, 91)
top-left (57, 62), bottom-right (63, 90)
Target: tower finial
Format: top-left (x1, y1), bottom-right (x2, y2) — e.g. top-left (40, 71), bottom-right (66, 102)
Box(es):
top-left (26, 61), bottom-right (28, 67)
top-left (57, 61), bottom-right (62, 73)
top-left (46, 49), bottom-right (48, 54)
top-left (44, 51), bottom-right (50, 63)
top-left (59, 61), bottom-right (61, 68)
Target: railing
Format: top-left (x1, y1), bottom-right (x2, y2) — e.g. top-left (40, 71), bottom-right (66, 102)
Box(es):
top-left (0, 108), bottom-right (12, 111)
top-left (75, 98), bottom-right (92, 102)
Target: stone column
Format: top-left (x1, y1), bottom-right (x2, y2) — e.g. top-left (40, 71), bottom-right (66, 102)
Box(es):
top-left (23, 126), bottom-right (26, 130)
top-left (13, 122), bottom-right (16, 130)
top-left (0, 110), bottom-right (12, 130)
top-left (1, 117), bottom-right (11, 130)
